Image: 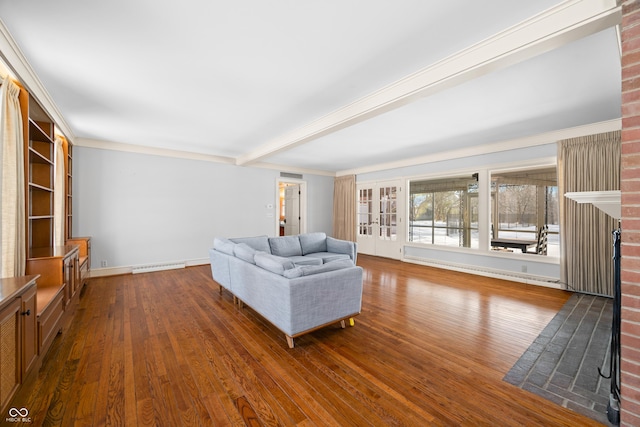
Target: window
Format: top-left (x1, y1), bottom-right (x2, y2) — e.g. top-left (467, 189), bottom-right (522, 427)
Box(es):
top-left (409, 175), bottom-right (479, 248)
top-left (491, 167), bottom-right (559, 256)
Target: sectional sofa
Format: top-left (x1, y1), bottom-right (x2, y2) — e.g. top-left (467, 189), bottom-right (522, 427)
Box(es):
top-left (209, 232), bottom-right (363, 348)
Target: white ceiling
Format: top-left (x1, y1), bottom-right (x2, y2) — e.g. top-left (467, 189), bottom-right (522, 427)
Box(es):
top-left (0, 0), bottom-right (622, 174)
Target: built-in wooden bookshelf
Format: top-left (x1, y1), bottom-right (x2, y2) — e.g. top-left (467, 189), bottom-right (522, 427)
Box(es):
top-left (27, 110), bottom-right (55, 249)
top-left (1, 60), bottom-right (89, 420)
top-left (24, 95), bottom-right (89, 358)
top-left (65, 142), bottom-right (73, 240)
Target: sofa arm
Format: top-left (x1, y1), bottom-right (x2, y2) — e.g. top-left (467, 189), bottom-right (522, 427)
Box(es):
top-left (326, 237), bottom-right (357, 263)
top-left (287, 266), bottom-right (363, 336)
top-left (209, 248), bottom-right (231, 291)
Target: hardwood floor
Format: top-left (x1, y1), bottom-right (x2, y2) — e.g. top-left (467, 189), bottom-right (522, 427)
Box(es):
top-left (9, 254), bottom-right (605, 426)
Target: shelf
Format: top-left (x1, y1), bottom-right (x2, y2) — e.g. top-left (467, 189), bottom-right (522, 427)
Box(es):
top-left (29, 147), bottom-right (53, 165)
top-left (28, 118), bottom-right (54, 144)
top-left (564, 190), bottom-right (621, 219)
top-left (28, 182), bottom-right (53, 192)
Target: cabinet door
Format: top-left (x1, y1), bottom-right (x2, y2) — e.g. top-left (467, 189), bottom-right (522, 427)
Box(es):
top-left (21, 285), bottom-right (37, 375)
top-left (0, 298), bottom-right (21, 412)
top-left (63, 256), bottom-right (73, 303)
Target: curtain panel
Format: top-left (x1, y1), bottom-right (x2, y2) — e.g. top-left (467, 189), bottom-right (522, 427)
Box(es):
top-left (0, 77), bottom-right (26, 278)
top-left (332, 175), bottom-right (356, 242)
top-left (53, 137), bottom-right (66, 246)
top-left (558, 131), bottom-right (620, 296)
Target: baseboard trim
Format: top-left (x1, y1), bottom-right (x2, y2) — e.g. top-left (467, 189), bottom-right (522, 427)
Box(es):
top-left (403, 256), bottom-right (563, 289)
top-left (89, 257), bottom-right (209, 278)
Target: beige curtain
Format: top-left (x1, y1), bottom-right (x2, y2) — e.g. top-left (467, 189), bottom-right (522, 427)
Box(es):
top-left (558, 131), bottom-right (620, 295)
top-left (0, 77), bottom-right (26, 277)
top-left (53, 137), bottom-right (66, 246)
top-left (332, 174), bottom-right (356, 241)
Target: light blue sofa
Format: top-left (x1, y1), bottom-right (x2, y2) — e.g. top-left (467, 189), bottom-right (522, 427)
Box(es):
top-left (209, 232), bottom-right (363, 348)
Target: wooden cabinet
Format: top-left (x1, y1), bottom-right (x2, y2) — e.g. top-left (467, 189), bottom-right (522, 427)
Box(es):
top-left (27, 245), bottom-right (79, 356)
top-left (67, 237), bottom-right (91, 287)
top-left (0, 276), bottom-right (38, 415)
top-left (0, 297), bottom-right (20, 414)
top-left (20, 284), bottom-right (37, 376)
top-left (24, 96), bottom-right (89, 359)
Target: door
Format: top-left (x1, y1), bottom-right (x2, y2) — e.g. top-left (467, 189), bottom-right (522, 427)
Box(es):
top-left (357, 180), bottom-right (403, 259)
top-left (284, 184), bottom-right (300, 236)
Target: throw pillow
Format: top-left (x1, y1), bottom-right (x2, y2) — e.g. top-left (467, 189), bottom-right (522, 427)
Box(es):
top-left (233, 243), bottom-right (257, 264)
top-left (299, 232), bottom-right (327, 255)
top-left (213, 237), bottom-right (236, 255)
top-left (254, 252), bottom-right (296, 275)
top-left (268, 235), bottom-right (303, 257)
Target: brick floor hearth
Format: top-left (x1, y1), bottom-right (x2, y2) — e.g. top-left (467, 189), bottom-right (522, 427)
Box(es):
top-left (503, 293), bottom-right (613, 426)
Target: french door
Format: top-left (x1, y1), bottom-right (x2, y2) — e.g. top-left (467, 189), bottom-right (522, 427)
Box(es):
top-left (357, 180), bottom-right (403, 259)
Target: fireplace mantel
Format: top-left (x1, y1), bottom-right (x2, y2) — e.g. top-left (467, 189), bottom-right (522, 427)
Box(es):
top-left (564, 190), bottom-right (621, 220)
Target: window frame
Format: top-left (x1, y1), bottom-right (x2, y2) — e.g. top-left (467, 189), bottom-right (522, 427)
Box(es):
top-left (408, 174), bottom-right (480, 249)
top-left (403, 160), bottom-right (560, 263)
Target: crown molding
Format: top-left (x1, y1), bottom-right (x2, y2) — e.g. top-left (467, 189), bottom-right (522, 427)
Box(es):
top-left (236, 0), bottom-right (621, 166)
top-left (337, 119), bottom-right (622, 177)
top-left (75, 137), bottom-right (236, 164)
top-left (75, 137), bottom-right (336, 176)
top-left (0, 18), bottom-right (75, 141)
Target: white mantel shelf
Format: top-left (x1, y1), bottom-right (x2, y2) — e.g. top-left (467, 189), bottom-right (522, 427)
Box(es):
top-left (564, 190), bottom-right (621, 219)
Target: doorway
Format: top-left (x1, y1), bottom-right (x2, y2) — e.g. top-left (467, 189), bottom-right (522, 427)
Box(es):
top-left (357, 180), bottom-right (404, 259)
top-left (277, 179), bottom-right (307, 236)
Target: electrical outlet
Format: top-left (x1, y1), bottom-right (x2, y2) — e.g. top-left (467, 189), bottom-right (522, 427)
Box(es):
top-left (101, 260), bottom-right (108, 268)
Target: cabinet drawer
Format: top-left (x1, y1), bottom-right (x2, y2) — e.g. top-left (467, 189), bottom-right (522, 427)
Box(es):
top-left (37, 287), bottom-right (64, 356)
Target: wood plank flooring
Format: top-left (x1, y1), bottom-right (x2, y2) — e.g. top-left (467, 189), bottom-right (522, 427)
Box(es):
top-left (8, 254), bottom-right (606, 426)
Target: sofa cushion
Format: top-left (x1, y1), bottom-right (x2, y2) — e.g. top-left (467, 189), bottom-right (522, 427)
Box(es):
top-left (283, 259), bottom-right (354, 279)
top-left (233, 243), bottom-right (257, 264)
top-left (288, 256), bottom-right (323, 266)
top-left (299, 232), bottom-right (327, 255)
top-left (304, 252), bottom-right (352, 263)
top-left (213, 237), bottom-right (236, 255)
top-left (230, 235), bottom-right (271, 253)
top-left (269, 236), bottom-right (303, 257)
top-left (254, 252), bottom-right (296, 275)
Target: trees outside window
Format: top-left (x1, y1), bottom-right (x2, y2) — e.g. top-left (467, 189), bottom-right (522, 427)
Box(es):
top-left (409, 176), bottom-right (478, 248)
top-left (491, 167), bottom-right (559, 256)
top-left (407, 167), bottom-right (558, 256)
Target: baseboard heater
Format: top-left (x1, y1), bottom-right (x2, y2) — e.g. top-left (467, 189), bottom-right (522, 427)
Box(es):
top-left (403, 256), bottom-right (561, 288)
top-left (131, 262), bottom-right (186, 274)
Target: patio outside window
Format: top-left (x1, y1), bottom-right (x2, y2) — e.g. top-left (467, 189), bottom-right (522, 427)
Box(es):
top-left (408, 175), bottom-right (479, 248)
top-left (491, 167), bottom-right (559, 257)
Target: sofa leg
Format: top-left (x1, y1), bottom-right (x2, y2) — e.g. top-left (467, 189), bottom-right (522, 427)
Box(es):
top-left (219, 285), bottom-right (223, 294)
top-left (286, 336), bottom-right (295, 348)
top-left (340, 320), bottom-right (346, 329)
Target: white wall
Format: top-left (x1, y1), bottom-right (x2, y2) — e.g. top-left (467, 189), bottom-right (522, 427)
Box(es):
top-left (73, 147), bottom-right (334, 270)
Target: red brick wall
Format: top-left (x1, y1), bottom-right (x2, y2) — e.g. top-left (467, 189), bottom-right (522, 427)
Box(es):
top-left (622, 1), bottom-right (640, 425)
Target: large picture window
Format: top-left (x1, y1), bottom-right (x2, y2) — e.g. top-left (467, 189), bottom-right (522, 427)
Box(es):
top-left (490, 167), bottom-right (559, 256)
top-left (409, 175), bottom-right (479, 248)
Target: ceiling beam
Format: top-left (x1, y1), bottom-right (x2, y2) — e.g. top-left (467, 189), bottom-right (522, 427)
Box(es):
top-left (236, 0), bottom-right (621, 166)
top-left (336, 118), bottom-right (621, 177)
